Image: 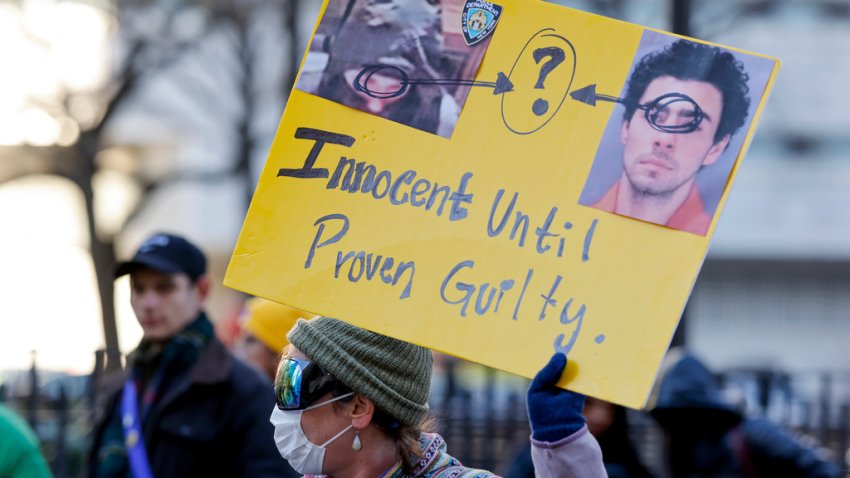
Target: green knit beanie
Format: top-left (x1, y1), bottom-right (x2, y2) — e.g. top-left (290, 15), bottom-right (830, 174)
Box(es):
top-left (287, 317), bottom-right (432, 426)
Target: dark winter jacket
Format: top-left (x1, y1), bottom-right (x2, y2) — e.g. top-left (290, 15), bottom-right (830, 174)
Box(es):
top-left (88, 335), bottom-right (295, 478)
top-left (652, 353), bottom-right (841, 478)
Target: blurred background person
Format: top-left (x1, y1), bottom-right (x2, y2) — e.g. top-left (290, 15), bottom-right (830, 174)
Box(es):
top-left (234, 297), bottom-right (312, 381)
top-left (650, 350), bottom-right (841, 478)
top-left (0, 402), bottom-right (52, 478)
top-left (584, 397), bottom-right (653, 478)
top-left (88, 232), bottom-right (292, 477)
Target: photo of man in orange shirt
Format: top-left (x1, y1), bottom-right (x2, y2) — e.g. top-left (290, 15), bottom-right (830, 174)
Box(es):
top-left (581, 36), bottom-right (758, 236)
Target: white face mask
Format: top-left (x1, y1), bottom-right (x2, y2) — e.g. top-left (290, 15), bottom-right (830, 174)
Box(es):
top-left (269, 393), bottom-right (355, 475)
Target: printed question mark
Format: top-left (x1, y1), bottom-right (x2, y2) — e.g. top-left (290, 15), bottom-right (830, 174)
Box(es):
top-left (531, 47), bottom-right (565, 116)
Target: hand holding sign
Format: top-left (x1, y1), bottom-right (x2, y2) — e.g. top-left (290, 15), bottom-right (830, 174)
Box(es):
top-left (527, 353), bottom-right (586, 442)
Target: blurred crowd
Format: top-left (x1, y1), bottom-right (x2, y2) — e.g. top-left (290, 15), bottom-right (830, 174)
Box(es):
top-left (4, 232), bottom-right (845, 477)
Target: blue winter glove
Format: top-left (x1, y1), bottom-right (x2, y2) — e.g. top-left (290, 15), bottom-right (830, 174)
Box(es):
top-left (527, 353), bottom-right (586, 442)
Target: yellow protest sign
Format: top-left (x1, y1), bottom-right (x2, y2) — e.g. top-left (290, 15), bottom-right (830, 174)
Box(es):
top-left (225, 0), bottom-right (779, 408)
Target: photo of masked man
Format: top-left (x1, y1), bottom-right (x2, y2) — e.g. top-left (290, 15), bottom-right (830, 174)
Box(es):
top-left (297, 0), bottom-right (496, 137)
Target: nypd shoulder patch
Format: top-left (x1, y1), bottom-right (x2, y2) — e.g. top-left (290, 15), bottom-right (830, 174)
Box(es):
top-left (461, 0), bottom-right (503, 46)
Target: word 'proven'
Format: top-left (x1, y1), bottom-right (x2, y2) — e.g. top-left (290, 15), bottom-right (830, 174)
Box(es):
top-left (278, 128), bottom-right (473, 222)
top-left (305, 213), bottom-right (415, 299)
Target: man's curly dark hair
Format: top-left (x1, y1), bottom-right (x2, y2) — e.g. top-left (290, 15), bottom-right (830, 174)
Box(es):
top-left (623, 40), bottom-right (750, 144)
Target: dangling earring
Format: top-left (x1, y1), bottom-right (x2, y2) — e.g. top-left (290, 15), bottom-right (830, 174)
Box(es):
top-left (352, 431), bottom-right (363, 452)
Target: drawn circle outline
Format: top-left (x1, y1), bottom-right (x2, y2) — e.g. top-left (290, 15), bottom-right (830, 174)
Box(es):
top-left (642, 93), bottom-right (704, 134)
top-left (501, 28), bottom-right (577, 135)
top-left (353, 64), bottom-right (410, 99)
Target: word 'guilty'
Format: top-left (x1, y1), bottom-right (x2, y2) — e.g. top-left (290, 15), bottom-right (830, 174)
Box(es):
top-left (440, 261), bottom-right (587, 355)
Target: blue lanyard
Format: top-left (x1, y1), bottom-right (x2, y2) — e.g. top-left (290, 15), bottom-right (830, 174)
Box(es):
top-left (121, 380), bottom-right (155, 478)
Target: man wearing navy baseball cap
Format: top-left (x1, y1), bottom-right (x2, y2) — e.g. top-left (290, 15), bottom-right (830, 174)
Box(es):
top-left (115, 232), bottom-right (207, 280)
top-left (89, 232), bottom-right (297, 478)
top-left (112, 233), bottom-right (208, 341)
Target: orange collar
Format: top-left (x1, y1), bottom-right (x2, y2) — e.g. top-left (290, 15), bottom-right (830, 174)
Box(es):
top-left (591, 181), bottom-right (711, 235)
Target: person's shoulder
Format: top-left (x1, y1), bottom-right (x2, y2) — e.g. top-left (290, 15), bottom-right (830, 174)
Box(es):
top-left (0, 404), bottom-right (39, 448)
top-left (414, 433), bottom-right (498, 477)
top-left (741, 418), bottom-right (819, 457)
top-left (220, 351), bottom-right (273, 401)
top-left (741, 417), bottom-right (794, 442)
top-left (194, 343), bottom-right (274, 418)
top-left (428, 469), bottom-right (497, 478)
top-left (230, 356), bottom-right (271, 388)
top-left (191, 337), bottom-right (267, 393)
top-left (0, 404), bottom-right (52, 478)
top-left (588, 181), bottom-right (619, 212)
top-left (666, 185), bottom-right (712, 235)
top-left (741, 419), bottom-right (842, 477)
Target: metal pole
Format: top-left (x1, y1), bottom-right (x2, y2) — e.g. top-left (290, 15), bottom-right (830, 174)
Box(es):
top-left (89, 349), bottom-right (105, 420)
top-left (55, 384), bottom-right (69, 478)
top-left (27, 350), bottom-right (38, 430)
top-left (671, 0), bottom-right (691, 36)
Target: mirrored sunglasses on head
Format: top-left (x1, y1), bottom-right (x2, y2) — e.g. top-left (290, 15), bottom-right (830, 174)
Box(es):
top-left (274, 357), bottom-right (341, 410)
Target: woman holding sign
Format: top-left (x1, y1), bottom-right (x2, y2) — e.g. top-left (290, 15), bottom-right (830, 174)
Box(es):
top-left (269, 316), bottom-right (605, 477)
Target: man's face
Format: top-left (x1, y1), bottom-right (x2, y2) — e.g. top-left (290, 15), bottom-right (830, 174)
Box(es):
top-left (620, 76), bottom-right (730, 197)
top-left (130, 268), bottom-right (207, 341)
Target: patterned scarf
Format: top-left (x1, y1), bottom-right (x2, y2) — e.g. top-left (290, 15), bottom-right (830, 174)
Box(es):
top-left (94, 313), bottom-right (214, 478)
top-left (303, 432), bottom-right (495, 478)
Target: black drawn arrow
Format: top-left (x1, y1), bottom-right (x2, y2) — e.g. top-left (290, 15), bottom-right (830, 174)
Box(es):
top-left (569, 84), bottom-right (621, 107)
top-left (354, 64), bottom-right (514, 99)
top-left (569, 84), bottom-right (705, 134)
